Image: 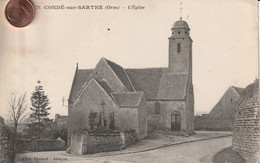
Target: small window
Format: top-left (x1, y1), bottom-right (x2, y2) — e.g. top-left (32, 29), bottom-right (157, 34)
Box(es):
top-left (231, 99), bottom-right (233, 103)
top-left (185, 31), bottom-right (188, 34)
top-left (177, 43), bottom-right (181, 53)
top-left (155, 102), bottom-right (160, 115)
top-left (178, 31), bottom-right (180, 34)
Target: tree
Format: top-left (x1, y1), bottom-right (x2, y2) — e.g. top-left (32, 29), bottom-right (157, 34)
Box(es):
top-left (7, 92), bottom-right (28, 134)
top-left (28, 81), bottom-right (51, 138)
top-left (29, 81), bottom-right (51, 123)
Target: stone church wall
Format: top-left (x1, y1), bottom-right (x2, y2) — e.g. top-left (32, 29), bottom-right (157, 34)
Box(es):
top-left (232, 96), bottom-right (260, 163)
top-left (69, 79), bottom-right (144, 139)
top-left (116, 108), bottom-right (138, 134)
top-left (69, 79), bottom-right (118, 132)
top-left (137, 95), bottom-right (148, 139)
top-left (146, 101), bottom-right (186, 132)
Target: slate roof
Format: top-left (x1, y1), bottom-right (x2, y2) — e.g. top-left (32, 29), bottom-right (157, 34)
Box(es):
top-left (126, 68), bottom-right (165, 100)
top-left (156, 73), bottom-right (188, 100)
top-left (104, 59), bottom-right (135, 92)
top-left (69, 58), bottom-right (189, 103)
top-left (69, 69), bottom-right (93, 102)
top-left (95, 79), bottom-right (113, 96)
top-left (112, 92), bottom-right (143, 108)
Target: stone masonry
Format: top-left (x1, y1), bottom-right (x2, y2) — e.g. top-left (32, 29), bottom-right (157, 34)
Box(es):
top-left (232, 96), bottom-right (260, 163)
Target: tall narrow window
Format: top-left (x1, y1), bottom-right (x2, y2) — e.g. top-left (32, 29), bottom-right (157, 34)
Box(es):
top-left (177, 43), bottom-right (181, 53)
top-left (155, 102), bottom-right (160, 115)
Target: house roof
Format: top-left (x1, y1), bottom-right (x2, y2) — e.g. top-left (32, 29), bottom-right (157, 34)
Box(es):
top-left (240, 79), bottom-right (259, 97)
top-left (112, 92), bottom-right (143, 108)
top-left (232, 86), bottom-right (244, 96)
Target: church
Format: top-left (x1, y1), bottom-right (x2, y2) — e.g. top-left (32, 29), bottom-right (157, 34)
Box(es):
top-left (68, 19), bottom-right (195, 145)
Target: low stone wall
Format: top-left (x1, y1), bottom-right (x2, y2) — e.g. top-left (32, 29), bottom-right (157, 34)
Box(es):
top-left (232, 96), bottom-right (260, 163)
top-left (82, 131), bottom-right (122, 154)
top-left (17, 139), bottom-right (66, 152)
top-left (194, 116), bottom-right (233, 131)
top-left (70, 130), bottom-right (137, 155)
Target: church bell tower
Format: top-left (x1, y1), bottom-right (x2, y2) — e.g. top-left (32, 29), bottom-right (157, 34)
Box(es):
top-left (168, 19), bottom-right (192, 80)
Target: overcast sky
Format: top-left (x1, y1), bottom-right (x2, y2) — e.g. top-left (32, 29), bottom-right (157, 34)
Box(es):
top-left (0, 0), bottom-right (258, 119)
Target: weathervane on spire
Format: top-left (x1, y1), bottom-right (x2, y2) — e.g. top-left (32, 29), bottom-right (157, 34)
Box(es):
top-left (180, 2), bottom-right (183, 20)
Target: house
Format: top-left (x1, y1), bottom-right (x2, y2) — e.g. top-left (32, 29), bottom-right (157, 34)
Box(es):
top-left (195, 86), bottom-right (244, 131)
top-left (209, 86), bottom-right (244, 119)
top-left (195, 79), bottom-right (259, 131)
top-left (68, 19), bottom-right (195, 151)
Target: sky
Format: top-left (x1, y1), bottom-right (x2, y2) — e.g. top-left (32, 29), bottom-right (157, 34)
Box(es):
top-left (0, 0), bottom-right (258, 119)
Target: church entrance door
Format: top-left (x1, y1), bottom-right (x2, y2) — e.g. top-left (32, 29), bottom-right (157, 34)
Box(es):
top-left (171, 112), bottom-right (180, 131)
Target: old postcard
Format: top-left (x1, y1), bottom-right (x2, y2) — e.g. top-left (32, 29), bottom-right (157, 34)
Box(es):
top-left (0, 0), bottom-right (259, 162)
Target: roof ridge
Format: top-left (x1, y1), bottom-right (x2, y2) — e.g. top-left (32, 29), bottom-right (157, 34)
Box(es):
top-left (112, 91), bottom-right (143, 95)
top-left (126, 67), bottom-right (167, 70)
top-left (231, 86), bottom-right (244, 96)
top-left (102, 57), bottom-right (135, 92)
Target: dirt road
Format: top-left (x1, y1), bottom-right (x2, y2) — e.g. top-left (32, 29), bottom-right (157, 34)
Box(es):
top-left (16, 136), bottom-right (232, 163)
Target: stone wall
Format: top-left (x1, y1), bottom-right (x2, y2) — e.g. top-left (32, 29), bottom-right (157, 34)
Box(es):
top-left (194, 116), bottom-right (233, 131)
top-left (146, 101), bottom-right (186, 132)
top-left (70, 130), bottom-right (84, 155)
top-left (82, 131), bottom-right (122, 154)
top-left (70, 130), bottom-right (137, 155)
top-left (16, 139), bottom-right (66, 152)
top-left (232, 96), bottom-right (260, 163)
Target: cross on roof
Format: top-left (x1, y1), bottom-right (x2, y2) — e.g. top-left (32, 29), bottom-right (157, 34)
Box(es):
top-left (180, 2), bottom-right (183, 20)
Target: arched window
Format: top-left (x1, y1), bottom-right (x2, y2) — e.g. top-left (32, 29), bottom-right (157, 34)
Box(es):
top-left (155, 102), bottom-right (160, 115)
top-left (177, 43), bottom-right (181, 53)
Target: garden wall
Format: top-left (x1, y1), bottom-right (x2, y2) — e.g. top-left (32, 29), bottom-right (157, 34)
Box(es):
top-left (16, 139), bottom-right (66, 152)
top-left (70, 130), bottom-right (137, 155)
top-left (232, 96), bottom-right (260, 163)
top-left (194, 116), bottom-right (233, 131)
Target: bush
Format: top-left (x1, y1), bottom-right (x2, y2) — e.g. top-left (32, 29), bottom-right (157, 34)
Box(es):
top-left (0, 123), bottom-right (16, 162)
